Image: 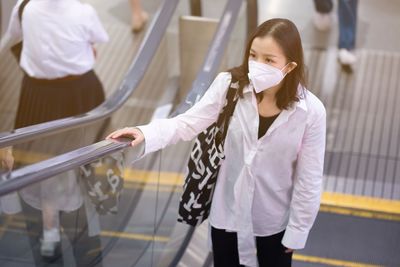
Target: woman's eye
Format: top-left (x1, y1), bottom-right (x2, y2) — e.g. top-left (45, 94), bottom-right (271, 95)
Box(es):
top-left (249, 53), bottom-right (255, 58)
top-left (266, 58), bottom-right (274, 63)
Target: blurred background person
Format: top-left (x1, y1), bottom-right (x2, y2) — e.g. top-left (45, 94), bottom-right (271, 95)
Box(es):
top-left (0, 0), bottom-right (108, 265)
top-left (313, 0), bottom-right (359, 68)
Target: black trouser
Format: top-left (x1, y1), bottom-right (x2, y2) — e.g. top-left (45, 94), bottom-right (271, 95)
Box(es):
top-left (211, 227), bottom-right (293, 267)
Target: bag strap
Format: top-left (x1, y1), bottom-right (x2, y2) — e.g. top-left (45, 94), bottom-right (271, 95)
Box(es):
top-left (17, 0), bottom-right (30, 23)
top-left (216, 75), bottom-right (240, 141)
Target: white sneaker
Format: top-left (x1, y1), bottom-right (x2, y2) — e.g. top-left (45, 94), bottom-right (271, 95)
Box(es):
top-left (338, 48), bottom-right (357, 65)
top-left (313, 12), bottom-right (333, 31)
top-left (40, 239), bottom-right (58, 257)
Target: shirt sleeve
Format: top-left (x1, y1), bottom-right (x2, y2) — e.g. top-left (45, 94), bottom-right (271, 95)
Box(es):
top-left (137, 72), bottom-right (232, 156)
top-left (282, 102), bottom-right (326, 250)
top-left (85, 4), bottom-right (109, 44)
top-left (0, 0), bottom-right (24, 52)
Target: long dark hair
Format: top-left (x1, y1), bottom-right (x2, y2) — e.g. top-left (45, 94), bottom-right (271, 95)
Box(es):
top-left (230, 18), bottom-right (307, 109)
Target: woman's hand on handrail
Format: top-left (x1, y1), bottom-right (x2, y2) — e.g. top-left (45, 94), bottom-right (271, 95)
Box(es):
top-left (106, 127), bottom-right (144, 147)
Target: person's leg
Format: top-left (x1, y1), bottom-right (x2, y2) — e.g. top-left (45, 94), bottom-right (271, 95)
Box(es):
top-left (40, 201), bottom-right (61, 257)
top-left (211, 227), bottom-right (244, 267)
top-left (21, 200), bottom-right (63, 265)
top-left (313, 0), bottom-right (334, 31)
top-left (256, 231), bottom-right (293, 267)
top-left (313, 0), bottom-right (333, 13)
top-left (338, 0), bottom-right (358, 50)
top-left (129, 0), bottom-right (149, 33)
top-left (337, 0), bottom-right (358, 66)
top-left (60, 204), bottom-right (103, 267)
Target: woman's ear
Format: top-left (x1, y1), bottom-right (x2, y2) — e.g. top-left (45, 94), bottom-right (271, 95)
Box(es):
top-left (285, 62), bottom-right (297, 74)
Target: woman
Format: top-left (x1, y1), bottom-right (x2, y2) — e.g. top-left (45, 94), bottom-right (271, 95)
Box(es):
top-left (1, 0), bottom-right (108, 264)
top-left (107, 18), bottom-right (326, 267)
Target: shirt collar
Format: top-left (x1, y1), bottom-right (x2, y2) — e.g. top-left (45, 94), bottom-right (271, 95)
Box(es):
top-left (244, 83), bottom-right (308, 112)
top-left (295, 86), bottom-right (308, 112)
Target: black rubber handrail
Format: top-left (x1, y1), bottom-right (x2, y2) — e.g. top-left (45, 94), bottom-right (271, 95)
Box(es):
top-left (0, 0), bottom-right (179, 148)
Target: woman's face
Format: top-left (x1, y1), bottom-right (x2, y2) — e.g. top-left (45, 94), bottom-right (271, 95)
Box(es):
top-left (249, 36), bottom-right (289, 70)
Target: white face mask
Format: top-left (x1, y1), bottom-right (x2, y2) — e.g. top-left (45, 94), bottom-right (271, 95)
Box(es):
top-left (248, 60), bottom-right (289, 93)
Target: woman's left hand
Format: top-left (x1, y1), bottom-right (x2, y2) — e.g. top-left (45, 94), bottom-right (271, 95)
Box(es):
top-left (285, 247), bottom-right (294, 253)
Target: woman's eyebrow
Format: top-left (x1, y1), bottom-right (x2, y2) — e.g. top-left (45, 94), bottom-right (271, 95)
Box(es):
top-left (250, 49), bottom-right (277, 58)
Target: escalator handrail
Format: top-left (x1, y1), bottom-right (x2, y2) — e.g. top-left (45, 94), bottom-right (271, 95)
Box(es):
top-left (0, 0), bottom-right (179, 148)
top-left (0, 139), bottom-right (131, 196)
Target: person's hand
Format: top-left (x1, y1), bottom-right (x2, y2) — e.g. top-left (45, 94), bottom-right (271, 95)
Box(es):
top-left (1, 147), bottom-right (14, 171)
top-left (285, 247), bottom-right (294, 253)
top-left (106, 127), bottom-right (144, 147)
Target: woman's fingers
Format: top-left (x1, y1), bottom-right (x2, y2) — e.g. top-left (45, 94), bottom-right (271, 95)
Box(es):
top-left (106, 127), bottom-right (144, 147)
top-left (285, 248), bottom-right (294, 253)
top-left (130, 131), bottom-right (144, 146)
top-left (106, 127), bottom-right (134, 140)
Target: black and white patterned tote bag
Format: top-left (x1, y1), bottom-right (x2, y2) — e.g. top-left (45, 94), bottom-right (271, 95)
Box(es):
top-left (178, 77), bottom-right (239, 226)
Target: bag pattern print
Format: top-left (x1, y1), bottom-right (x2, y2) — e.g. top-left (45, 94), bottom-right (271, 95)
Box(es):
top-left (80, 152), bottom-right (124, 215)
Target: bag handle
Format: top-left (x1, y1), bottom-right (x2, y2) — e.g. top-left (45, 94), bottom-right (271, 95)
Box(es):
top-left (217, 75), bottom-right (240, 142)
top-left (18, 0), bottom-right (31, 23)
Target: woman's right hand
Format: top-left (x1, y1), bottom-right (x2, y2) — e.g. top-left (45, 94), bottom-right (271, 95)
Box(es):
top-left (106, 127), bottom-right (144, 147)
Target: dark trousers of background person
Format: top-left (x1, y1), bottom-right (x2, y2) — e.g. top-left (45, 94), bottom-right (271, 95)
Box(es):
top-left (21, 201), bottom-right (103, 267)
top-left (313, 0), bottom-right (358, 50)
top-left (211, 227), bottom-right (293, 267)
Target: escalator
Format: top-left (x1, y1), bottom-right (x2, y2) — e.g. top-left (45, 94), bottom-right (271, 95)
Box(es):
top-left (0, 0), bottom-right (252, 266)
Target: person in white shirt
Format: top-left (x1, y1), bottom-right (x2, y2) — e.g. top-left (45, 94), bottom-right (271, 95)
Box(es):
top-left (1, 0), bottom-right (108, 265)
top-left (107, 18), bottom-right (326, 267)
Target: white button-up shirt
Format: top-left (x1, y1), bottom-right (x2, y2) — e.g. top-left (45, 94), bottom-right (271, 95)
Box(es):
top-left (138, 72), bottom-right (326, 266)
top-left (0, 0), bottom-right (109, 79)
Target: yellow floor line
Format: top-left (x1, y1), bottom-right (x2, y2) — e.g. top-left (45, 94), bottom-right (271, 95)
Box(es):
top-left (100, 230), bottom-right (169, 243)
top-left (322, 192), bottom-right (400, 215)
top-left (293, 254), bottom-right (383, 267)
top-left (319, 205), bottom-right (400, 221)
